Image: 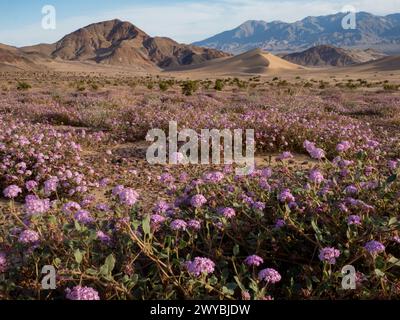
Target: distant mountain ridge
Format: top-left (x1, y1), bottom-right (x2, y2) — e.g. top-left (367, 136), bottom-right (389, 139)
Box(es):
top-left (193, 12), bottom-right (400, 54)
top-left (3, 19), bottom-right (230, 72)
top-left (282, 45), bottom-right (387, 67)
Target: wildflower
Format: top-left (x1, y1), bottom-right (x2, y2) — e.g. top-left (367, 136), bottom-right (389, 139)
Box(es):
top-left (170, 219), bottom-right (187, 231)
top-left (218, 207), bottom-right (236, 219)
top-left (347, 215), bottom-right (361, 226)
top-left (25, 180), bottom-right (38, 192)
top-left (65, 286), bottom-right (100, 300)
top-left (276, 151), bottom-right (293, 161)
top-left (319, 247), bottom-right (340, 264)
top-left (261, 168), bottom-right (272, 178)
top-left (364, 240), bottom-right (385, 254)
top-left (44, 177), bottom-right (58, 195)
top-left (309, 169), bottom-right (324, 184)
top-left (190, 194), bottom-right (207, 208)
top-left (0, 252), bottom-right (7, 273)
top-left (24, 196), bottom-right (50, 216)
top-left (258, 268), bottom-right (281, 284)
top-left (159, 173), bottom-right (175, 185)
top-left (112, 185), bottom-right (124, 196)
top-left (187, 219), bottom-right (201, 230)
top-left (74, 210), bottom-right (94, 224)
top-left (153, 200), bottom-right (170, 214)
top-left (151, 214), bottom-right (166, 226)
top-left (203, 171), bottom-right (225, 183)
top-left (252, 202), bottom-right (266, 211)
top-left (241, 291), bottom-right (251, 300)
top-left (244, 255), bottom-right (264, 267)
top-left (96, 203), bottom-right (110, 212)
top-left (345, 185), bottom-right (358, 195)
top-left (259, 178), bottom-right (271, 191)
top-left (336, 141), bottom-right (351, 153)
top-left (62, 201), bottom-right (81, 215)
top-left (118, 188), bottom-right (139, 207)
top-left (3, 185), bottom-right (22, 198)
top-left (18, 230), bottom-right (40, 244)
top-left (186, 257), bottom-right (215, 277)
top-left (388, 160), bottom-right (398, 171)
top-left (274, 219), bottom-right (286, 229)
top-left (278, 189), bottom-right (295, 203)
top-left (96, 231), bottom-right (111, 244)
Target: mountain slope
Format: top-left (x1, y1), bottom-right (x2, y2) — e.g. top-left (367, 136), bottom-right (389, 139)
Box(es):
top-left (20, 19), bottom-right (229, 71)
top-left (193, 12), bottom-right (400, 54)
top-left (282, 45), bottom-right (387, 67)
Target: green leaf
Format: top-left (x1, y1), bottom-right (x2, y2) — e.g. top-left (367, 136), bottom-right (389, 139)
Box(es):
top-left (388, 256), bottom-right (400, 266)
top-left (233, 244), bottom-right (240, 256)
top-left (74, 249), bottom-right (83, 264)
top-left (142, 215), bottom-right (151, 236)
top-left (388, 217), bottom-right (398, 226)
top-left (222, 286), bottom-right (235, 296)
top-left (100, 254), bottom-right (116, 277)
top-left (374, 269), bottom-right (385, 278)
top-left (86, 268), bottom-right (98, 276)
top-left (387, 174), bottom-right (397, 184)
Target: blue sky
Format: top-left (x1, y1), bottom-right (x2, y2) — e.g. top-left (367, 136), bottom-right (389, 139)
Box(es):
top-left (1, 0), bottom-right (399, 47)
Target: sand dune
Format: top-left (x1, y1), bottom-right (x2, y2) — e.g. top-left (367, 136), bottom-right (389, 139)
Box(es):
top-left (342, 55), bottom-right (400, 72)
top-left (168, 48), bottom-right (304, 76)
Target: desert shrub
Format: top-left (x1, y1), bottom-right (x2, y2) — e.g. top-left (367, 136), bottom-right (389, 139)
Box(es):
top-left (17, 81), bottom-right (31, 90)
top-left (214, 79), bottom-right (225, 91)
top-left (181, 80), bottom-right (199, 96)
top-left (158, 81), bottom-right (169, 92)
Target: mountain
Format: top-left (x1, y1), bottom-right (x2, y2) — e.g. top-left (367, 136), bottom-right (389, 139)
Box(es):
top-left (193, 12), bottom-right (400, 55)
top-left (282, 45), bottom-right (387, 67)
top-left (19, 19), bottom-right (229, 71)
top-left (169, 48), bottom-right (304, 76)
top-left (0, 44), bottom-right (48, 71)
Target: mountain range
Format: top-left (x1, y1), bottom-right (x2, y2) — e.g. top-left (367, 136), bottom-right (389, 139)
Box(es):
top-left (1, 19), bottom-right (230, 72)
top-left (282, 45), bottom-right (387, 67)
top-left (193, 12), bottom-right (400, 55)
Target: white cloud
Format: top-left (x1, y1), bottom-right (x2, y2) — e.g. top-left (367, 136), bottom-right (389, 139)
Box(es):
top-left (1, 0), bottom-right (399, 47)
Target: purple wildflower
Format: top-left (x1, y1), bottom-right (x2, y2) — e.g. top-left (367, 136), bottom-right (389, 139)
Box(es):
top-left (309, 169), bottom-right (324, 184)
top-left (24, 196), bottom-right (50, 216)
top-left (74, 210), bottom-right (94, 224)
top-left (118, 188), bottom-right (139, 207)
top-left (65, 286), bottom-right (100, 300)
top-left (25, 180), bottom-right (38, 192)
top-left (364, 241), bottom-right (385, 254)
top-left (218, 207), bottom-right (236, 219)
top-left (0, 252), bottom-right (7, 273)
top-left (258, 268), bottom-right (281, 284)
top-left (244, 255), bottom-right (264, 267)
top-left (347, 215), bottom-right (362, 226)
top-left (186, 257), bottom-right (215, 277)
top-left (190, 194), bottom-right (207, 208)
top-left (3, 185), bottom-right (22, 199)
top-left (278, 189), bottom-right (295, 203)
top-left (319, 247), bottom-right (340, 264)
top-left (170, 219), bottom-right (187, 231)
top-left (18, 229), bottom-right (40, 244)
top-left (62, 201), bottom-right (81, 215)
top-left (187, 219), bottom-right (201, 230)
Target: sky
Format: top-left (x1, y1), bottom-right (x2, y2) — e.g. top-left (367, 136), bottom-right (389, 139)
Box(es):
top-left (0, 0), bottom-right (399, 47)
